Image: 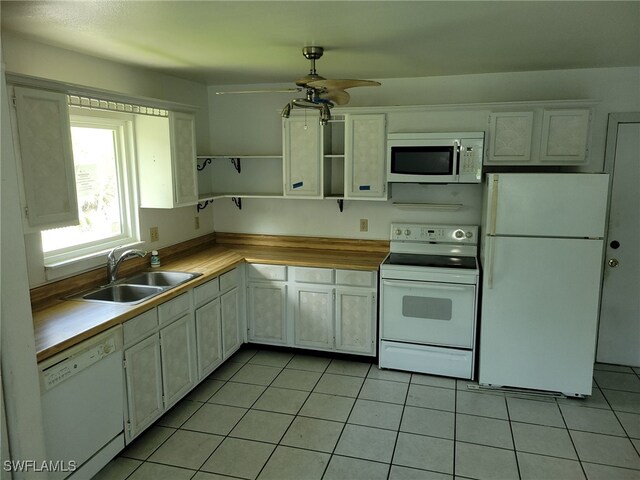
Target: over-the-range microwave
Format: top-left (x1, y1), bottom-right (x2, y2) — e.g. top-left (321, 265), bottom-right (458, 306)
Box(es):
top-left (387, 132), bottom-right (484, 184)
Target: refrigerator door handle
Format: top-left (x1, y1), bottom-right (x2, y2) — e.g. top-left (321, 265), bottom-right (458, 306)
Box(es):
top-left (489, 175), bottom-right (499, 235)
top-left (486, 235), bottom-right (495, 289)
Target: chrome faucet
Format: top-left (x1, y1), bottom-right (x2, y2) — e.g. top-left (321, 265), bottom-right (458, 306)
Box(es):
top-left (106, 247), bottom-right (147, 283)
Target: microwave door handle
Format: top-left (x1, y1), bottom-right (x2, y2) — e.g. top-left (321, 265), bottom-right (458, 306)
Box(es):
top-left (454, 140), bottom-right (461, 177)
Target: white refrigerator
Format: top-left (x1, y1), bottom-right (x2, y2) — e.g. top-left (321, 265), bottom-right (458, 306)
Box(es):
top-left (479, 173), bottom-right (609, 397)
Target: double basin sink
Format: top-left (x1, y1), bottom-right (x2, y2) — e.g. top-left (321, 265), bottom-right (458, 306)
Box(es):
top-left (70, 271), bottom-right (202, 305)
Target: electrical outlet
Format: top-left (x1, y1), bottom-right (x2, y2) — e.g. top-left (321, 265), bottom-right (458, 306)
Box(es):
top-left (359, 219), bottom-right (369, 232)
top-left (150, 226), bottom-right (159, 242)
top-left (194, 216), bottom-right (200, 230)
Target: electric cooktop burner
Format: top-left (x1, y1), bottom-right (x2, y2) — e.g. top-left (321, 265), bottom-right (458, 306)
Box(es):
top-left (384, 253), bottom-right (477, 270)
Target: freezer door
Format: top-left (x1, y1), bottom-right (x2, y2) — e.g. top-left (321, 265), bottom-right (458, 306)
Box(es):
top-left (484, 173), bottom-right (609, 238)
top-left (479, 236), bottom-right (603, 396)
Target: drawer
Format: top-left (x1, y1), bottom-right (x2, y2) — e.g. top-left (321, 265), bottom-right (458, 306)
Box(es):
top-left (123, 308), bottom-right (158, 345)
top-left (293, 267), bottom-right (334, 284)
top-left (220, 267), bottom-right (240, 292)
top-left (248, 264), bottom-right (287, 282)
top-left (158, 292), bottom-right (191, 325)
top-left (193, 277), bottom-right (219, 307)
top-left (336, 269), bottom-right (376, 288)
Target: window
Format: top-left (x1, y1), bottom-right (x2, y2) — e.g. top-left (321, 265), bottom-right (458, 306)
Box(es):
top-left (41, 108), bottom-right (139, 265)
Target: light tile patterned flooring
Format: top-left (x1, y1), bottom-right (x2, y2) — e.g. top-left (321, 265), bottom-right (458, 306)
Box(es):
top-left (95, 347), bottom-right (640, 480)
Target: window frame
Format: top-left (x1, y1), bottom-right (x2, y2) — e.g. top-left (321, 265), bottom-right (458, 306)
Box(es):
top-left (41, 107), bottom-right (140, 267)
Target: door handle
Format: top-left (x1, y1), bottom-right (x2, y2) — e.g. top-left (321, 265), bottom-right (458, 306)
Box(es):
top-left (608, 258), bottom-right (619, 268)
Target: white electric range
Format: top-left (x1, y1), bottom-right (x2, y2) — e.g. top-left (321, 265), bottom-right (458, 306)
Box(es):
top-left (379, 223), bottom-right (480, 379)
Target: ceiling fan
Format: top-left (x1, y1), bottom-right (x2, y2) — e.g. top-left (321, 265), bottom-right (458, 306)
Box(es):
top-left (216, 46), bottom-right (381, 124)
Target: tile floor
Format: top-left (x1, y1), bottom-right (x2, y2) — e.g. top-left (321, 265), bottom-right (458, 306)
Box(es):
top-left (94, 347), bottom-right (640, 480)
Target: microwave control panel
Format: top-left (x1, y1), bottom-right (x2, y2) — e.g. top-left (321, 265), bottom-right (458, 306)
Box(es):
top-left (459, 139), bottom-right (484, 178)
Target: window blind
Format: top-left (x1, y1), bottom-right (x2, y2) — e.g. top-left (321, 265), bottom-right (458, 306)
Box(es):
top-left (67, 95), bottom-right (168, 117)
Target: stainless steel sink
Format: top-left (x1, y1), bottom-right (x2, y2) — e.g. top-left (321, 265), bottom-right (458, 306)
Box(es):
top-left (68, 270), bottom-right (202, 304)
top-left (81, 284), bottom-right (165, 304)
top-left (124, 271), bottom-right (201, 287)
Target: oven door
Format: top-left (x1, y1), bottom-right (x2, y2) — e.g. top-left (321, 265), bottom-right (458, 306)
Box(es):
top-left (381, 279), bottom-right (476, 348)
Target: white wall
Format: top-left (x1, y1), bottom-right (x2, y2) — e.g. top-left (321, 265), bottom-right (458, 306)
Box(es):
top-left (2, 33), bottom-right (215, 286)
top-left (208, 67), bottom-right (640, 239)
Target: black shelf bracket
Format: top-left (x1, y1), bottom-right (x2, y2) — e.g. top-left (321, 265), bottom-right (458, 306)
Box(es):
top-left (232, 197), bottom-right (242, 210)
top-left (197, 157), bottom-right (213, 171)
top-left (196, 199), bottom-right (214, 212)
top-left (230, 157), bottom-right (241, 173)
top-left (337, 199), bottom-right (344, 212)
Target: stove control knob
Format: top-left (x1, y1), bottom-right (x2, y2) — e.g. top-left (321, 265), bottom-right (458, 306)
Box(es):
top-left (394, 229), bottom-right (402, 236)
top-left (465, 231), bottom-right (473, 238)
top-left (404, 229), bottom-right (411, 236)
top-left (454, 230), bottom-right (464, 239)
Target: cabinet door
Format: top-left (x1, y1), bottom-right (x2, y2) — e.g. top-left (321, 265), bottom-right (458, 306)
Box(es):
top-left (13, 87), bottom-right (79, 229)
top-left (221, 287), bottom-right (241, 358)
top-left (335, 288), bottom-right (376, 355)
top-left (248, 283), bottom-right (287, 345)
top-left (487, 112), bottom-right (534, 163)
top-left (283, 117), bottom-right (322, 197)
top-left (195, 298), bottom-right (223, 380)
top-left (540, 109), bottom-right (590, 163)
top-left (292, 285), bottom-right (334, 350)
top-left (124, 333), bottom-right (163, 442)
top-left (170, 111), bottom-right (198, 205)
top-left (160, 313), bottom-right (196, 408)
top-left (345, 114), bottom-right (387, 199)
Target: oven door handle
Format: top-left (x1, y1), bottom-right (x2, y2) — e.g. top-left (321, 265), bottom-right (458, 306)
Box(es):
top-left (382, 279), bottom-right (474, 292)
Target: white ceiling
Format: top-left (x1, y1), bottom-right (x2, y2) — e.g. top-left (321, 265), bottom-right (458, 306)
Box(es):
top-left (2, 1), bottom-right (639, 86)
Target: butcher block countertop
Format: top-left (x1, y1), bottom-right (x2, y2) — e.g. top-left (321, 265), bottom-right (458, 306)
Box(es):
top-left (33, 234), bottom-right (389, 362)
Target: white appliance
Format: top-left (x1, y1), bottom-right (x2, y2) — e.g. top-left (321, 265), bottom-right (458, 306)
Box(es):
top-left (479, 173), bottom-right (609, 397)
top-left (380, 223), bottom-right (480, 379)
top-left (387, 132), bottom-right (484, 184)
top-left (39, 326), bottom-right (124, 479)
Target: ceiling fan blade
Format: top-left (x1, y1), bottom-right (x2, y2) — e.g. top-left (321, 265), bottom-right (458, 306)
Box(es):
top-left (215, 88), bottom-right (301, 95)
top-left (320, 89), bottom-right (350, 106)
top-left (307, 79), bottom-right (381, 90)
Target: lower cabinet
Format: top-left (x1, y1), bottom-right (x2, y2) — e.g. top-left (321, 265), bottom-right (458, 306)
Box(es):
top-left (292, 285), bottom-right (334, 350)
top-left (123, 294), bottom-right (196, 442)
top-left (123, 266), bottom-right (244, 443)
top-left (247, 264), bottom-right (377, 356)
top-left (221, 286), bottom-right (242, 358)
top-left (247, 283), bottom-right (287, 345)
top-left (195, 297), bottom-right (223, 381)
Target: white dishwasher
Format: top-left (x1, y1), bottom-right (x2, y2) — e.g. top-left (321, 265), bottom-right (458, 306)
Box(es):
top-left (39, 325), bottom-right (124, 480)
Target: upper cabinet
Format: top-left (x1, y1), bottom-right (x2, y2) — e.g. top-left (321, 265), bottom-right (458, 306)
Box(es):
top-left (282, 116), bottom-right (324, 198)
top-left (137, 111), bottom-right (198, 208)
top-left (280, 113), bottom-right (387, 201)
top-left (486, 108), bottom-right (591, 166)
top-left (344, 114), bottom-right (387, 200)
top-left (12, 87), bottom-right (79, 229)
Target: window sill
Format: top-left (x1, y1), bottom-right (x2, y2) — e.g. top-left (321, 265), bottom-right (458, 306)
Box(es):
top-left (44, 241), bottom-right (145, 281)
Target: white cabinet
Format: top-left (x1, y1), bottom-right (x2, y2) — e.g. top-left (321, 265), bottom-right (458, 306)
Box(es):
top-left (136, 111), bottom-right (198, 208)
top-left (335, 288), bottom-right (376, 355)
top-left (246, 263), bottom-right (377, 356)
top-left (123, 332), bottom-right (163, 442)
top-left (540, 109), bottom-right (591, 163)
top-left (248, 283), bottom-right (288, 345)
top-left (195, 297), bottom-right (223, 380)
top-left (486, 108), bottom-right (591, 165)
top-left (344, 114), bottom-right (387, 199)
top-left (12, 86), bottom-right (79, 229)
top-left (292, 284), bottom-right (334, 350)
top-left (283, 116), bottom-right (323, 197)
top-left (221, 287), bottom-right (242, 358)
top-left (123, 293), bottom-right (196, 442)
top-left (160, 313), bottom-right (197, 408)
top-left (487, 112), bottom-right (534, 163)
